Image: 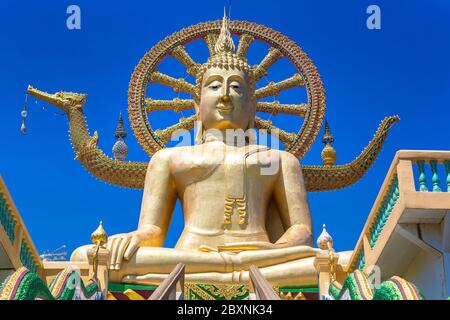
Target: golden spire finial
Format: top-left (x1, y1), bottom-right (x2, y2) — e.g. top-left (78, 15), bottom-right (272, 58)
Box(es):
top-left (214, 7), bottom-right (235, 54)
top-left (317, 224), bottom-right (336, 282)
top-left (90, 221), bottom-right (108, 247)
top-left (321, 121), bottom-right (337, 166)
top-left (317, 224), bottom-right (333, 250)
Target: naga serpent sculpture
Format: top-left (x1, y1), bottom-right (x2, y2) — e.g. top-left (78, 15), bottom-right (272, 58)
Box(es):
top-left (328, 270), bottom-right (425, 300)
top-left (0, 267), bottom-right (102, 300)
top-left (27, 19), bottom-right (398, 191)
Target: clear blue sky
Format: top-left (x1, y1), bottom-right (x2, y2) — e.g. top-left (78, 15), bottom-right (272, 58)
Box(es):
top-left (0, 0), bottom-right (449, 257)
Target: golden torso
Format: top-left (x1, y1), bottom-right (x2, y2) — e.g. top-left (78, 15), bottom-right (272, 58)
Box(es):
top-left (169, 142), bottom-right (278, 251)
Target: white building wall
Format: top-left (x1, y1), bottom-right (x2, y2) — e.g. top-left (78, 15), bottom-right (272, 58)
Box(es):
top-left (404, 248), bottom-right (447, 299)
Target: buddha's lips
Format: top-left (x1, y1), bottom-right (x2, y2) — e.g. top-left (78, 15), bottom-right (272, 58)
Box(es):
top-left (216, 103), bottom-right (233, 114)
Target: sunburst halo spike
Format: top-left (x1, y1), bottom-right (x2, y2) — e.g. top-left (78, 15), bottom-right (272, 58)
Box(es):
top-left (214, 7), bottom-right (236, 54)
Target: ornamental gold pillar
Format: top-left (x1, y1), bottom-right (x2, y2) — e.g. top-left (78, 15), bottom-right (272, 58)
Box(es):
top-left (314, 224), bottom-right (339, 300)
top-left (87, 221), bottom-right (110, 298)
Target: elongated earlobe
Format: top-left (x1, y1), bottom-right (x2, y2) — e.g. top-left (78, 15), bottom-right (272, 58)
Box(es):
top-left (195, 119), bottom-right (204, 145)
top-left (247, 99), bottom-right (256, 130)
top-left (246, 128), bottom-right (257, 145)
top-left (194, 101), bottom-right (200, 114)
top-left (193, 101), bottom-right (203, 144)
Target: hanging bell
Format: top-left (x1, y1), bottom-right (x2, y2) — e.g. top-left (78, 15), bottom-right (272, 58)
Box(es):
top-left (21, 93), bottom-right (28, 135)
top-left (21, 122), bottom-right (26, 134)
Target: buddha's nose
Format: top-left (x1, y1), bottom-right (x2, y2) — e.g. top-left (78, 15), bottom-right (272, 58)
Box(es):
top-left (220, 95), bottom-right (230, 103)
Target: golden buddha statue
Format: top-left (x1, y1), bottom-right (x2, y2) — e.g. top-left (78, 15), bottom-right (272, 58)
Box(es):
top-left (27, 11), bottom-right (398, 287)
top-left (71, 12), bottom-right (325, 286)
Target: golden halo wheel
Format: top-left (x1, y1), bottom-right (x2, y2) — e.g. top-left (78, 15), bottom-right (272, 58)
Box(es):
top-left (128, 20), bottom-right (325, 159)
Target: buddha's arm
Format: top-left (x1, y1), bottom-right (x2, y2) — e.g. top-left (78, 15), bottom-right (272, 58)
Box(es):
top-left (273, 152), bottom-right (313, 247)
top-left (138, 149), bottom-right (177, 241)
top-left (107, 149), bottom-right (177, 270)
top-left (137, 149), bottom-right (177, 246)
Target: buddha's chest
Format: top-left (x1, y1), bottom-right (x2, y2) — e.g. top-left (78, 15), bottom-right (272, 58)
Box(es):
top-left (170, 145), bottom-right (278, 190)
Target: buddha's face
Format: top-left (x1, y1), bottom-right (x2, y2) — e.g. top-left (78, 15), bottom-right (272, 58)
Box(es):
top-left (196, 67), bottom-right (255, 131)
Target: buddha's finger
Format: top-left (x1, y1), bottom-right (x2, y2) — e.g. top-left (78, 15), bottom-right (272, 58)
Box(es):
top-left (106, 236), bottom-right (120, 254)
top-left (124, 237), bottom-right (140, 261)
top-left (109, 238), bottom-right (121, 270)
top-left (106, 238), bottom-right (114, 252)
top-left (115, 237), bottom-right (130, 270)
top-left (108, 238), bottom-right (117, 270)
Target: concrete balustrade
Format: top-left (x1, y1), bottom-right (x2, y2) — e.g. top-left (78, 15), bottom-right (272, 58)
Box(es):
top-left (0, 176), bottom-right (43, 281)
top-left (346, 150), bottom-right (450, 299)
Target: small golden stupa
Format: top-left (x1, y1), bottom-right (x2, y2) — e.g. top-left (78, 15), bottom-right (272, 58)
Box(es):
top-left (321, 121), bottom-right (336, 167)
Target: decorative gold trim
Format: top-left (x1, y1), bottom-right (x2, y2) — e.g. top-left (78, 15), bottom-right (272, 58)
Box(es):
top-left (154, 115), bottom-right (197, 144)
top-left (256, 101), bottom-right (307, 117)
top-left (255, 73), bottom-right (304, 99)
top-left (224, 197), bottom-right (246, 225)
top-left (145, 97), bottom-right (194, 113)
top-left (253, 48), bottom-right (283, 81)
top-left (236, 34), bottom-right (254, 58)
top-left (128, 20), bottom-right (326, 159)
top-left (254, 117), bottom-right (296, 146)
top-left (185, 283), bottom-right (249, 300)
top-left (170, 45), bottom-right (201, 76)
top-left (302, 116), bottom-right (399, 191)
top-left (27, 86), bottom-right (398, 191)
top-left (204, 33), bottom-right (219, 56)
top-left (279, 291), bottom-right (306, 300)
top-left (148, 71), bottom-right (195, 95)
top-left (0, 267), bottom-right (28, 300)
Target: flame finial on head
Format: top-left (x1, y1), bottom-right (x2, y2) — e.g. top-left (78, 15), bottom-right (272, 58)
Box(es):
top-left (214, 7), bottom-right (235, 54)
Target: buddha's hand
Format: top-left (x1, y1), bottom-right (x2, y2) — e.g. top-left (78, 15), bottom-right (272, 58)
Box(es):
top-left (276, 224), bottom-right (313, 247)
top-left (106, 225), bottom-right (161, 270)
top-left (217, 241), bottom-right (289, 252)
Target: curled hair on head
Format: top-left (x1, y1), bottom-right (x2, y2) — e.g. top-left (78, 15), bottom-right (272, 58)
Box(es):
top-left (193, 11), bottom-right (258, 142)
top-left (194, 9), bottom-right (256, 103)
top-left (194, 52), bottom-right (256, 103)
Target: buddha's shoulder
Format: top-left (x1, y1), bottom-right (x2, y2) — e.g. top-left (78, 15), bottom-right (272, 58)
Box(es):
top-left (277, 149), bottom-right (300, 164)
top-left (149, 148), bottom-right (175, 163)
top-left (151, 146), bottom-right (300, 164)
top-left (150, 146), bottom-right (200, 161)
top-left (250, 147), bottom-right (299, 163)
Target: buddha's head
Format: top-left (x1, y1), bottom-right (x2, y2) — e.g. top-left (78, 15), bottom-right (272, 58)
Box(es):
top-left (194, 12), bottom-right (256, 142)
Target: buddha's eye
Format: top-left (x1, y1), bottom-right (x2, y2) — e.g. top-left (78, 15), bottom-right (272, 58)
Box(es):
top-left (208, 81), bottom-right (222, 90)
top-left (230, 81), bottom-right (241, 91)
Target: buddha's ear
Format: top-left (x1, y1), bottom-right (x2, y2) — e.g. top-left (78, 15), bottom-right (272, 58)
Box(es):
top-left (247, 98), bottom-right (257, 129)
top-left (193, 100), bottom-right (203, 144)
top-left (247, 117), bottom-right (255, 130)
top-left (194, 119), bottom-right (203, 145)
top-left (194, 100), bottom-right (200, 115)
